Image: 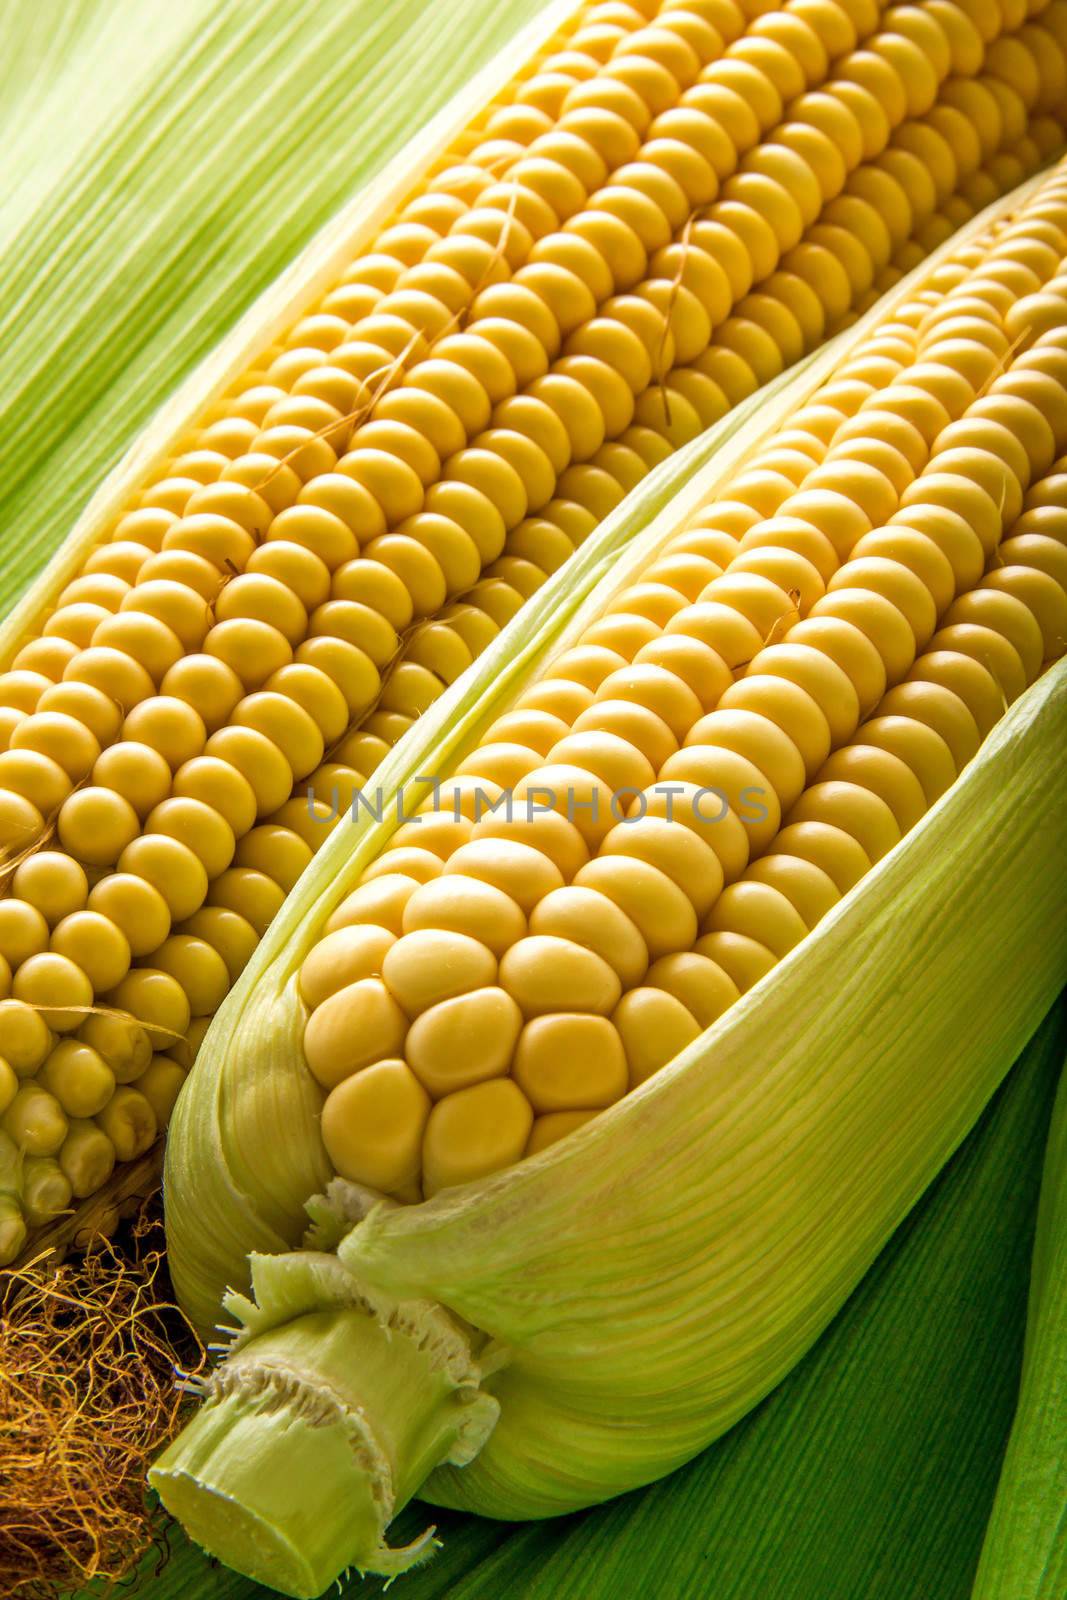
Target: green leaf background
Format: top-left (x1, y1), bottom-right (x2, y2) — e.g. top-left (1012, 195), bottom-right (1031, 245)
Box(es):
top-left (1, 3), bottom-right (1062, 1595)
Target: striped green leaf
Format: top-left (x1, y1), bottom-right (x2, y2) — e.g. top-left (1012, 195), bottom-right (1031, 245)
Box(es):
top-left (0, 0), bottom-right (544, 611)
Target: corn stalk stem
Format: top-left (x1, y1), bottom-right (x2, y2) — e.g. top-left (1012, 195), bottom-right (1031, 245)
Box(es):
top-left (151, 1281), bottom-right (498, 1596)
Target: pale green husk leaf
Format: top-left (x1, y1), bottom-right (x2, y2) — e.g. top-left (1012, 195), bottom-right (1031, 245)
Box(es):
top-left (0, 0), bottom-right (556, 614)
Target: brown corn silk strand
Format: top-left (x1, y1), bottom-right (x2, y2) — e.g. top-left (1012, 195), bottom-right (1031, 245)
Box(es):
top-left (0, 1205), bottom-right (204, 1598)
top-left (655, 212), bottom-right (697, 425)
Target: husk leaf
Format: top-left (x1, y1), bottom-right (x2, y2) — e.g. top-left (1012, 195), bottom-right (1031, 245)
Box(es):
top-left (0, 0), bottom-right (558, 616)
top-left (973, 1050), bottom-right (1067, 1598)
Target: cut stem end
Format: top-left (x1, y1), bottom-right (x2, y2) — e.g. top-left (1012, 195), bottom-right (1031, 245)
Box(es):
top-left (151, 1293), bottom-right (497, 1596)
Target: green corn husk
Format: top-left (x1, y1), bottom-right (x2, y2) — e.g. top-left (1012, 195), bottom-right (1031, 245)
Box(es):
top-left (973, 1052), bottom-right (1067, 1599)
top-left (139, 1000), bottom-right (1067, 1600)
top-left (152, 653), bottom-right (1067, 1595)
top-left (0, 0), bottom-right (219, 243)
top-left (150, 183), bottom-right (1067, 1594)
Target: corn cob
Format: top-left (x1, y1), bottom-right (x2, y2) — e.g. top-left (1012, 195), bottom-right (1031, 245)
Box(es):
top-left (150, 161), bottom-right (1067, 1595)
top-left (3, 2), bottom-right (1062, 1257)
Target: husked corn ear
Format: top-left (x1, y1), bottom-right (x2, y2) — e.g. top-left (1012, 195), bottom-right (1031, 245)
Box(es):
top-left (153, 163), bottom-right (1067, 1599)
top-left (3, 0), bottom-right (1066, 1258)
top-left (298, 162), bottom-right (1067, 1198)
